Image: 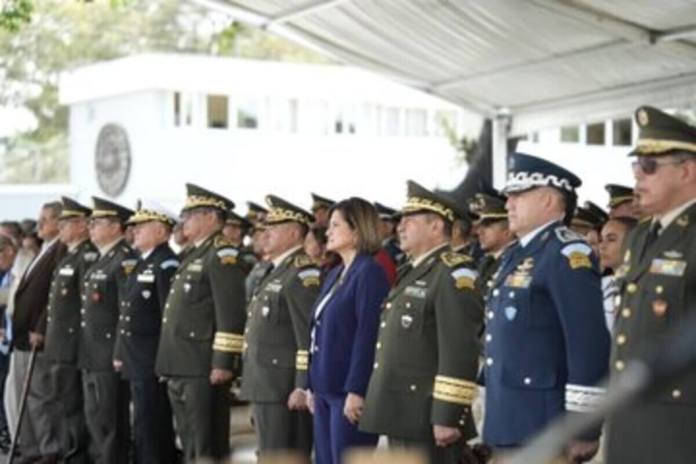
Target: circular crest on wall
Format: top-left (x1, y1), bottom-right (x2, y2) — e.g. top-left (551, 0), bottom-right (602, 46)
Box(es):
top-left (95, 123), bottom-right (131, 197)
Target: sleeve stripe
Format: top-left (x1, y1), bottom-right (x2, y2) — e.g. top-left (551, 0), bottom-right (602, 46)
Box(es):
top-left (433, 375), bottom-right (477, 405)
top-left (565, 384), bottom-right (606, 412)
top-left (213, 332), bottom-right (244, 353)
top-left (295, 350), bottom-right (309, 371)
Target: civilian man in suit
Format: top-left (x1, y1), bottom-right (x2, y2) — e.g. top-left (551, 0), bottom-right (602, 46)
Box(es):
top-left (113, 200), bottom-right (178, 464)
top-left (10, 201), bottom-right (66, 464)
top-left (44, 197), bottom-right (98, 463)
top-left (240, 195), bottom-right (321, 456)
top-left (79, 197), bottom-right (135, 464)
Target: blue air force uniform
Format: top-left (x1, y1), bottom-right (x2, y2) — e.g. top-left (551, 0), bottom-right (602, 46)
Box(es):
top-left (483, 153), bottom-right (610, 448)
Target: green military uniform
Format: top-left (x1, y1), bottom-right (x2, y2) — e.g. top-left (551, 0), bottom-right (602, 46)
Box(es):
top-left (361, 181), bottom-right (484, 464)
top-left (44, 198), bottom-right (98, 461)
top-left (606, 106), bottom-right (696, 464)
top-left (155, 184), bottom-right (247, 463)
top-left (79, 197), bottom-right (135, 464)
top-left (225, 210), bottom-right (257, 272)
top-left (239, 195), bottom-right (320, 454)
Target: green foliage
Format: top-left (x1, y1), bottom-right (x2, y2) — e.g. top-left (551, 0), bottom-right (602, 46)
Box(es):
top-left (0, 0), bottom-right (33, 32)
top-left (0, 0), bottom-right (330, 184)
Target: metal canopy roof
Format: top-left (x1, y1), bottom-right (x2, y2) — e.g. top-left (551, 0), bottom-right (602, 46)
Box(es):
top-left (193, 0), bottom-right (696, 135)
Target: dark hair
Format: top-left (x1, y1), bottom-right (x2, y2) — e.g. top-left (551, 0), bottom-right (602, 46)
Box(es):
top-left (608, 216), bottom-right (638, 232)
top-left (0, 221), bottom-right (22, 241)
top-left (41, 201), bottom-right (63, 219)
top-left (309, 225), bottom-right (327, 246)
top-left (329, 197), bottom-right (382, 254)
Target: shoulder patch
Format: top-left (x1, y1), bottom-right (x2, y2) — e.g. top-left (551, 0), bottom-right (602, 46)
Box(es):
top-left (450, 267), bottom-right (478, 290)
top-left (216, 247), bottom-right (239, 265)
top-left (297, 267), bottom-right (321, 287)
top-left (561, 243), bottom-right (593, 269)
top-left (440, 251), bottom-right (472, 268)
top-left (160, 258), bottom-right (180, 270)
top-left (294, 255), bottom-right (314, 268)
top-left (554, 226), bottom-right (584, 243)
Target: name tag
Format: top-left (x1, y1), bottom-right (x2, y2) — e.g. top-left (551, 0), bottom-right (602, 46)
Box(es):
top-left (187, 263), bottom-right (203, 273)
top-left (265, 282), bottom-right (283, 293)
top-left (505, 274), bottom-right (532, 288)
top-left (650, 259), bottom-right (687, 277)
top-left (59, 267), bottom-right (75, 277)
top-left (91, 273), bottom-right (107, 281)
top-left (137, 273), bottom-right (155, 283)
top-left (404, 285), bottom-right (427, 299)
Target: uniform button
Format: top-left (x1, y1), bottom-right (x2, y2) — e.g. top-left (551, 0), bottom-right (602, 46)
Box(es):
top-left (376, 342), bottom-right (381, 349)
top-left (373, 362), bottom-right (379, 369)
top-left (127, 332), bottom-right (131, 337)
top-left (68, 328), bottom-right (74, 334)
top-left (405, 302), bottom-right (411, 309)
top-left (244, 328), bottom-right (249, 334)
top-left (524, 377), bottom-right (531, 385)
top-left (486, 358), bottom-right (494, 366)
top-left (487, 311), bottom-right (494, 320)
top-left (47, 317), bottom-right (51, 323)
top-left (380, 322), bottom-right (386, 328)
top-left (125, 316), bottom-right (131, 322)
top-left (627, 283), bottom-right (637, 293)
top-left (621, 308), bottom-right (632, 318)
top-left (509, 291), bottom-right (515, 298)
top-left (459, 418), bottom-right (466, 426)
top-left (247, 311), bottom-right (252, 317)
top-left (409, 384), bottom-right (417, 391)
top-left (189, 332), bottom-right (195, 337)
top-left (316, 321), bottom-right (321, 327)
top-left (119, 315), bottom-right (123, 320)
top-left (615, 360), bottom-right (625, 371)
top-left (81, 322), bottom-right (86, 327)
top-left (175, 275), bottom-right (180, 280)
top-left (81, 296), bottom-right (87, 302)
top-left (313, 346), bottom-right (319, 353)
top-left (672, 389), bottom-right (682, 399)
top-left (162, 317), bottom-right (167, 323)
top-left (386, 303), bottom-right (392, 309)
top-left (272, 359), bottom-right (278, 365)
top-left (120, 330), bottom-right (125, 335)
top-left (81, 308), bottom-right (86, 314)
top-left (485, 334), bottom-right (492, 342)
top-left (617, 334), bottom-right (627, 345)
top-left (656, 285), bottom-right (664, 294)
top-left (105, 333), bottom-right (111, 339)
top-left (492, 289), bottom-right (500, 297)
top-left (165, 303), bottom-right (170, 309)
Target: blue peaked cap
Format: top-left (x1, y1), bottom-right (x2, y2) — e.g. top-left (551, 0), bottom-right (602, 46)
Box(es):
top-left (503, 152), bottom-right (582, 195)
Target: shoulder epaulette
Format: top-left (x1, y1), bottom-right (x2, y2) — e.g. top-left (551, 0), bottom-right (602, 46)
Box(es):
top-left (294, 254), bottom-right (314, 268)
top-left (554, 225), bottom-right (584, 243)
top-left (213, 235), bottom-right (236, 248)
top-left (440, 251), bottom-right (472, 268)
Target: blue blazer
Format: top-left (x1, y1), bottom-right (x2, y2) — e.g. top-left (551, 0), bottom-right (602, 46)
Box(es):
top-left (307, 252), bottom-right (390, 396)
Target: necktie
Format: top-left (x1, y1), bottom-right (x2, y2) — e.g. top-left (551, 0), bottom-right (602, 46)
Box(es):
top-left (640, 221), bottom-right (662, 261)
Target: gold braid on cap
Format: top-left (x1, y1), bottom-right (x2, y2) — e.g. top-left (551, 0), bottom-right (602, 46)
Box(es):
top-left (402, 197), bottom-right (455, 222)
top-left (184, 195), bottom-right (227, 211)
top-left (266, 207), bottom-right (311, 225)
top-left (609, 195), bottom-right (634, 208)
top-left (60, 209), bottom-right (88, 219)
top-left (128, 209), bottom-right (175, 226)
top-left (635, 138), bottom-right (696, 155)
top-left (91, 209), bottom-right (119, 218)
top-left (478, 212), bottom-right (508, 220)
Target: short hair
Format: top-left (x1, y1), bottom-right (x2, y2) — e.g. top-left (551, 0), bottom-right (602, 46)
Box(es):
top-left (329, 197), bottom-right (382, 254)
top-left (42, 201), bottom-right (62, 219)
top-left (0, 235), bottom-right (17, 251)
top-left (0, 221), bottom-right (22, 241)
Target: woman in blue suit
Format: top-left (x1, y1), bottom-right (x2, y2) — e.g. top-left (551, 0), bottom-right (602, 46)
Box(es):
top-left (306, 197), bottom-right (390, 464)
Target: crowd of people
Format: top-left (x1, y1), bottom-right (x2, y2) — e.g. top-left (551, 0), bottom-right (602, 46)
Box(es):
top-left (0, 104), bottom-right (693, 464)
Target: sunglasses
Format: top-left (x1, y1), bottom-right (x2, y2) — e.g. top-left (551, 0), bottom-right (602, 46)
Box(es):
top-left (631, 157), bottom-right (686, 175)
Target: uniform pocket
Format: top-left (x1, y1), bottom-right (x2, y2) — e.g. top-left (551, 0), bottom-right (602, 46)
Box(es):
top-left (257, 346), bottom-right (295, 368)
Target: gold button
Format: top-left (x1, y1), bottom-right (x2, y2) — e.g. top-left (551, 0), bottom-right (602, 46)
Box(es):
top-left (380, 322), bottom-right (386, 328)
top-left (656, 285), bottom-right (664, 294)
top-left (617, 334), bottom-right (627, 345)
top-left (627, 283), bottom-right (637, 293)
top-left (621, 308), bottom-right (632, 318)
top-left (672, 389), bottom-right (682, 399)
top-left (373, 362), bottom-right (379, 369)
top-left (615, 360), bottom-right (625, 371)
top-left (189, 332), bottom-right (195, 337)
top-left (386, 303), bottom-right (392, 309)
top-left (409, 384), bottom-right (417, 391)
top-left (376, 342), bottom-right (381, 349)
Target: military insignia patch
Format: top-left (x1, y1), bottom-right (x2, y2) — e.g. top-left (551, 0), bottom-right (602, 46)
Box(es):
top-left (505, 274), bottom-right (532, 288)
top-left (142, 290), bottom-right (151, 299)
top-left (650, 258), bottom-right (686, 276)
top-left (400, 314), bottom-right (413, 329)
top-left (405, 285), bottom-right (427, 299)
top-left (160, 259), bottom-right (179, 270)
top-left (187, 262), bottom-right (202, 272)
top-left (441, 251), bottom-right (472, 267)
top-left (59, 267), bottom-right (75, 277)
top-left (555, 226), bottom-right (584, 243)
top-left (217, 248), bottom-right (239, 265)
top-left (637, 108), bottom-right (649, 126)
top-left (450, 268), bottom-right (477, 290)
top-left (663, 250), bottom-right (683, 259)
top-left (265, 282), bottom-right (283, 293)
top-left (121, 259), bottom-right (137, 275)
top-left (561, 243), bottom-right (592, 269)
top-left (83, 251), bottom-right (98, 262)
top-left (298, 268), bottom-right (321, 287)
top-left (504, 306), bottom-right (517, 321)
top-left (294, 255), bottom-right (314, 268)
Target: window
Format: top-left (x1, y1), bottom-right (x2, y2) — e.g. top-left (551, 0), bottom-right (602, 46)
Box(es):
top-left (612, 118), bottom-right (632, 146)
top-left (207, 95), bottom-right (228, 129)
top-left (174, 91), bottom-right (194, 127)
top-left (587, 122), bottom-right (605, 145)
top-left (237, 99), bottom-right (258, 129)
top-left (385, 107), bottom-right (401, 136)
top-left (560, 125), bottom-right (579, 143)
top-left (405, 109), bottom-right (427, 136)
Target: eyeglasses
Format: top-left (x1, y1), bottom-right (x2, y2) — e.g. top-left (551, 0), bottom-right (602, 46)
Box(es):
top-left (632, 157), bottom-right (686, 175)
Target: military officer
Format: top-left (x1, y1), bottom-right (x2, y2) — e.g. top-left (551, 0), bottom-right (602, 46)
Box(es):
top-left (571, 202), bottom-right (608, 256)
top-left (605, 183), bottom-right (639, 219)
top-left (311, 193), bottom-right (335, 227)
top-left (239, 195), bottom-right (320, 456)
top-left (79, 197), bottom-right (136, 464)
top-left (468, 189), bottom-right (515, 297)
top-left (374, 202), bottom-right (406, 266)
top-left (605, 106), bottom-right (696, 464)
top-left (246, 200), bottom-right (269, 226)
top-left (360, 181), bottom-right (484, 464)
top-left (222, 209), bottom-right (257, 272)
top-left (482, 153), bottom-right (610, 463)
top-left (44, 197), bottom-right (98, 462)
top-left (155, 183), bottom-right (247, 462)
top-left (113, 200), bottom-right (178, 464)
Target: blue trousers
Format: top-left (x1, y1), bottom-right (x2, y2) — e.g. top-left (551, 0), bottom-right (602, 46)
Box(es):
top-left (313, 392), bottom-right (378, 464)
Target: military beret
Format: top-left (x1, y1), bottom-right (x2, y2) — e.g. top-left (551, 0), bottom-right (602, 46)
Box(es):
top-left (59, 196), bottom-right (91, 220)
top-left (401, 180), bottom-right (458, 223)
top-left (266, 195), bottom-right (314, 226)
top-left (504, 152), bottom-right (581, 195)
top-left (631, 105), bottom-right (696, 157)
top-left (605, 184), bottom-right (635, 209)
top-left (127, 198), bottom-right (177, 227)
top-left (91, 196), bottom-right (134, 223)
top-left (181, 183), bottom-right (234, 216)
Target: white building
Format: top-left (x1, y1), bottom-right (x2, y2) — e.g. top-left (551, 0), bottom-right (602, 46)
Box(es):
top-left (57, 53), bottom-right (480, 214)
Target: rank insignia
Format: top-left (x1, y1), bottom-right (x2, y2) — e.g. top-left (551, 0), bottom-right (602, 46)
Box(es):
top-left (505, 274), bottom-right (532, 288)
top-left (217, 248), bottom-right (238, 265)
top-left (142, 290), bottom-right (151, 299)
top-left (450, 268), bottom-right (477, 290)
top-left (121, 259), bottom-right (137, 275)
